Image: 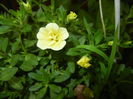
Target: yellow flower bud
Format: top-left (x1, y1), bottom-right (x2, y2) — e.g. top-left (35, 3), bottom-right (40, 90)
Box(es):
top-left (77, 56), bottom-right (91, 68)
top-left (67, 11), bottom-right (77, 21)
top-left (22, 1), bottom-right (31, 11)
top-left (108, 41), bottom-right (114, 46)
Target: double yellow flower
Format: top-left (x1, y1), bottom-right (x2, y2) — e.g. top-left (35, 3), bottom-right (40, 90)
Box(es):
top-left (77, 56), bottom-right (91, 68)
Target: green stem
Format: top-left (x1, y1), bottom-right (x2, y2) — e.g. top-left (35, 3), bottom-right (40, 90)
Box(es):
top-left (106, 28), bottom-right (119, 81)
top-left (96, 0), bottom-right (120, 98)
top-left (106, 0), bottom-right (120, 81)
top-left (99, 0), bottom-right (106, 38)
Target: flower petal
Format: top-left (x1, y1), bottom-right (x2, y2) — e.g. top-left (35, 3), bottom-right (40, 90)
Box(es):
top-left (46, 23), bottom-right (59, 30)
top-left (59, 27), bottom-right (69, 40)
top-left (51, 41), bottom-right (66, 51)
top-left (37, 40), bottom-right (50, 50)
top-left (37, 27), bottom-right (48, 39)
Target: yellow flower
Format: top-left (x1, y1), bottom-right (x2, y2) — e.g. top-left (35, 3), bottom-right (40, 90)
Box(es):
top-left (77, 56), bottom-right (91, 68)
top-left (108, 41), bottom-right (114, 46)
top-left (67, 11), bottom-right (77, 21)
top-left (37, 23), bottom-right (69, 51)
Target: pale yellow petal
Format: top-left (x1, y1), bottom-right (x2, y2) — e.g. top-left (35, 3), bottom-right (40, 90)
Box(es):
top-left (59, 27), bottom-right (69, 40)
top-left (37, 27), bottom-right (48, 39)
top-left (51, 41), bottom-right (66, 51)
top-left (46, 23), bottom-right (59, 30)
top-left (37, 40), bottom-right (50, 50)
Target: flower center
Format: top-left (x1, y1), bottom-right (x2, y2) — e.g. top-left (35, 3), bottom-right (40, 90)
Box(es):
top-left (48, 31), bottom-right (61, 45)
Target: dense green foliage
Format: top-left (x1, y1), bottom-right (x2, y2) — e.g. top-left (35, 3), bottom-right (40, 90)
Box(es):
top-left (0, 0), bottom-right (133, 99)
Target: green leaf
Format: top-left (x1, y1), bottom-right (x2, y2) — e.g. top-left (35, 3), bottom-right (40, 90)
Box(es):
top-left (0, 67), bottom-right (18, 81)
top-left (29, 83), bottom-right (42, 91)
top-left (83, 17), bottom-right (94, 44)
top-left (28, 72), bottom-right (45, 81)
top-left (36, 8), bottom-right (46, 22)
top-left (50, 71), bottom-right (61, 80)
top-left (94, 31), bottom-right (103, 45)
top-left (49, 84), bottom-right (62, 93)
top-left (66, 61), bottom-right (75, 73)
top-left (0, 37), bottom-right (8, 52)
top-left (20, 62), bottom-right (34, 71)
top-left (36, 86), bottom-right (47, 99)
top-left (10, 54), bottom-right (22, 66)
top-left (40, 57), bottom-right (50, 66)
top-left (29, 92), bottom-right (36, 99)
top-left (20, 54), bottom-right (38, 71)
top-left (0, 26), bottom-right (11, 34)
top-left (24, 40), bottom-right (36, 48)
top-left (117, 64), bottom-right (125, 75)
top-left (8, 77), bottom-right (23, 90)
top-left (28, 70), bottom-right (49, 83)
top-left (56, 6), bottom-right (66, 23)
top-left (76, 45), bottom-right (109, 61)
top-left (11, 41), bottom-right (20, 53)
top-left (66, 48), bottom-right (89, 56)
top-left (99, 62), bottom-right (107, 77)
top-left (54, 71), bottom-right (71, 83)
top-left (83, 17), bottom-right (92, 34)
top-left (79, 36), bottom-right (86, 45)
top-left (49, 84), bottom-right (62, 99)
top-left (22, 24), bottom-right (32, 33)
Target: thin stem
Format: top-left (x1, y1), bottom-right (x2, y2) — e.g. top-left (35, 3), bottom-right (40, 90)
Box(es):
top-left (99, 0), bottom-right (106, 38)
top-left (106, 0), bottom-right (120, 81)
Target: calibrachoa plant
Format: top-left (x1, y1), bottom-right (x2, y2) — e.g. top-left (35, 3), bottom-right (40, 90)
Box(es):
top-left (0, 0), bottom-right (133, 99)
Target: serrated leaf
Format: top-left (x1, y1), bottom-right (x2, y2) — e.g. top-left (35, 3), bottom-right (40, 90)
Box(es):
top-left (0, 67), bottom-right (18, 81)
